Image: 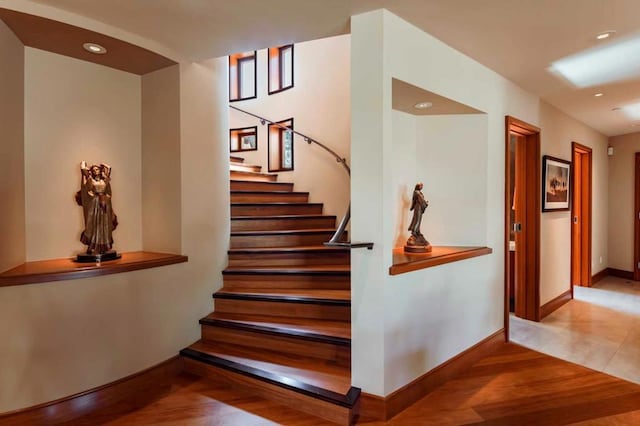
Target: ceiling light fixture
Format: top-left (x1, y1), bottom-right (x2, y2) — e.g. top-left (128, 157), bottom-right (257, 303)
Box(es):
top-left (596, 31), bottom-right (616, 40)
top-left (83, 42), bottom-right (107, 54)
top-left (414, 101), bottom-right (433, 109)
top-left (594, 93), bottom-right (604, 97)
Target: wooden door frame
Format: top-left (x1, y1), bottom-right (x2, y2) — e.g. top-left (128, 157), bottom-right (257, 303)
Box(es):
top-left (571, 142), bottom-right (593, 289)
top-left (504, 116), bottom-right (541, 339)
top-left (634, 153), bottom-right (640, 281)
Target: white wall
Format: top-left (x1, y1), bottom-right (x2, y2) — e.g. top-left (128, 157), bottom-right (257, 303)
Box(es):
top-left (0, 57), bottom-right (229, 414)
top-left (608, 132), bottom-right (640, 272)
top-left (0, 20), bottom-right (25, 273)
top-left (538, 101), bottom-right (608, 303)
top-left (351, 10), bottom-right (540, 395)
top-left (229, 35), bottom-right (351, 220)
top-left (24, 48), bottom-right (142, 261)
top-left (142, 65), bottom-right (182, 253)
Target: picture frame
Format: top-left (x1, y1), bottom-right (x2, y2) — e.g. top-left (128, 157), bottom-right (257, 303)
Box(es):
top-left (542, 155), bottom-right (571, 212)
top-left (240, 132), bottom-right (257, 150)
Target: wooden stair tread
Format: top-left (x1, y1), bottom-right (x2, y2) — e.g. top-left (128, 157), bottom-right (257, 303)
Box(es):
top-left (229, 170), bottom-right (276, 178)
top-left (224, 265), bottom-right (350, 274)
top-left (231, 228), bottom-right (336, 236)
top-left (215, 288), bottom-right (351, 303)
top-left (231, 214), bottom-right (335, 220)
top-left (229, 155), bottom-right (244, 162)
top-left (228, 245), bottom-right (349, 254)
top-left (202, 312), bottom-right (351, 342)
top-left (185, 341), bottom-right (353, 397)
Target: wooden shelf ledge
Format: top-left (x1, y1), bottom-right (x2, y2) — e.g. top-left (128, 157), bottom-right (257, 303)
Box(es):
top-left (389, 246), bottom-right (492, 275)
top-left (0, 251), bottom-right (188, 287)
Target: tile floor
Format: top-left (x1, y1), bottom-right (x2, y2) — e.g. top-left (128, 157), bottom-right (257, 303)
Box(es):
top-left (510, 276), bottom-right (640, 384)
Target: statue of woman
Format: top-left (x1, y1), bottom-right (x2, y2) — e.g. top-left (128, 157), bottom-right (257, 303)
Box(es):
top-left (405, 182), bottom-right (431, 252)
top-left (76, 162), bottom-right (118, 256)
top-left (408, 182), bottom-right (428, 238)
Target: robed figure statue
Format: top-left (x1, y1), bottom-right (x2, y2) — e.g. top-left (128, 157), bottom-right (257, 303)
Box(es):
top-left (75, 161), bottom-right (120, 262)
top-left (405, 182), bottom-right (432, 253)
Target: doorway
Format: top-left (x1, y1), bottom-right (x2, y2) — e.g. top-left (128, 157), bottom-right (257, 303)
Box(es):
top-left (505, 116), bottom-right (541, 335)
top-left (571, 142), bottom-right (592, 288)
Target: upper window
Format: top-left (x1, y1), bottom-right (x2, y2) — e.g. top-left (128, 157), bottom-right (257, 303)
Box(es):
top-left (268, 45), bottom-right (294, 95)
top-left (229, 51), bottom-right (257, 101)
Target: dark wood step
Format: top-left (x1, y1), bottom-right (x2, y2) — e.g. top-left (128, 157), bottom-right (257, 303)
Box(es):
top-left (230, 229), bottom-right (336, 248)
top-left (181, 341), bottom-right (359, 425)
top-left (230, 180), bottom-right (294, 192)
top-left (229, 155), bottom-right (244, 163)
top-left (230, 191), bottom-right (309, 203)
top-left (230, 162), bottom-right (261, 173)
top-left (222, 265), bottom-right (350, 289)
top-left (230, 170), bottom-right (277, 182)
top-left (227, 245), bottom-right (350, 267)
top-left (213, 289), bottom-right (350, 320)
top-left (231, 203), bottom-right (323, 216)
top-left (200, 312), bottom-right (350, 366)
top-left (231, 215), bottom-right (336, 232)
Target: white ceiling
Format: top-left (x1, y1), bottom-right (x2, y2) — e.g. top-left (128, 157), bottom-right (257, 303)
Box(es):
top-left (19, 0), bottom-right (640, 136)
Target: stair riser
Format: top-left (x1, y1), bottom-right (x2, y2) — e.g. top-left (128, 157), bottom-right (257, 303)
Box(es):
top-left (230, 232), bottom-right (334, 248)
top-left (229, 156), bottom-right (244, 163)
top-left (230, 164), bottom-right (261, 173)
top-left (214, 299), bottom-right (350, 321)
top-left (201, 326), bottom-right (350, 367)
top-left (230, 171), bottom-right (277, 182)
top-left (230, 181), bottom-right (293, 192)
top-left (230, 193), bottom-right (309, 203)
top-left (231, 204), bottom-right (322, 216)
top-left (231, 217), bottom-right (336, 232)
top-left (227, 252), bottom-right (350, 267)
top-left (222, 274), bottom-right (350, 290)
top-left (183, 358), bottom-right (355, 425)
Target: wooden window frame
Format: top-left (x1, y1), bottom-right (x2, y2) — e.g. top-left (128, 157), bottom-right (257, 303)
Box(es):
top-left (268, 118), bottom-right (294, 172)
top-left (268, 45), bottom-right (294, 95)
top-left (229, 126), bottom-right (258, 153)
top-left (229, 51), bottom-right (257, 102)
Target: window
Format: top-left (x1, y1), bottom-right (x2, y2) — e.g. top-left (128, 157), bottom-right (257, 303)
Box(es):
top-left (229, 126), bottom-right (258, 152)
top-left (229, 51), bottom-right (256, 101)
top-left (268, 45), bottom-right (294, 94)
top-left (268, 118), bottom-right (294, 172)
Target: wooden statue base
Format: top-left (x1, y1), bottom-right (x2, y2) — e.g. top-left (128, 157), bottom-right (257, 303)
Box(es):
top-left (75, 251), bottom-right (121, 263)
top-left (404, 244), bottom-right (432, 253)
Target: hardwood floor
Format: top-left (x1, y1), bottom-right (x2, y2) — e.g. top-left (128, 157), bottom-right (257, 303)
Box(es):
top-left (63, 343), bottom-right (640, 425)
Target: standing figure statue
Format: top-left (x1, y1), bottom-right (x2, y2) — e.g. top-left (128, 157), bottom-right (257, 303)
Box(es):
top-left (405, 182), bottom-right (432, 253)
top-left (75, 161), bottom-right (119, 262)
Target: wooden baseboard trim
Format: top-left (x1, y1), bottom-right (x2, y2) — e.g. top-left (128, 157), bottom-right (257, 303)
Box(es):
top-left (540, 289), bottom-right (572, 319)
top-left (0, 356), bottom-right (183, 424)
top-left (359, 328), bottom-right (506, 421)
top-left (592, 268), bottom-right (608, 284)
top-left (608, 268), bottom-right (634, 280)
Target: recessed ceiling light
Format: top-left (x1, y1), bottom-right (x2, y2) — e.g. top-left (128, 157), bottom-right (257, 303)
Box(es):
top-left (596, 31), bottom-right (616, 40)
top-left (594, 93), bottom-right (604, 97)
top-left (414, 101), bottom-right (433, 109)
top-left (83, 43), bottom-right (107, 54)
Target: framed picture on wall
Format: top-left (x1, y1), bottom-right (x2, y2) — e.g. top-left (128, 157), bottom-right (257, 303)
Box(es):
top-left (542, 155), bottom-right (571, 212)
top-left (240, 133), bottom-right (257, 150)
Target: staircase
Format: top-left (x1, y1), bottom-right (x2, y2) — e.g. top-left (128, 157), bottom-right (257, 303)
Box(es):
top-left (181, 156), bottom-right (359, 425)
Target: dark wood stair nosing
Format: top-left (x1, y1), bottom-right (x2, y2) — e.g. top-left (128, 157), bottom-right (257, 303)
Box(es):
top-left (213, 292), bottom-right (350, 306)
top-left (230, 190), bottom-right (309, 195)
top-left (231, 214), bottom-right (336, 221)
top-left (231, 203), bottom-right (323, 207)
top-left (231, 229), bottom-right (336, 237)
top-left (180, 347), bottom-right (359, 408)
top-left (199, 317), bottom-right (351, 346)
top-left (223, 268), bottom-right (349, 276)
top-left (227, 247), bottom-right (349, 255)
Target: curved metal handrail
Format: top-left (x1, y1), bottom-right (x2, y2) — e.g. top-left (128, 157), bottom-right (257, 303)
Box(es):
top-left (230, 105), bottom-right (350, 245)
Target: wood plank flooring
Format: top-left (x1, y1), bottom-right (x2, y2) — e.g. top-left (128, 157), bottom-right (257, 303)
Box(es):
top-left (66, 343), bottom-right (640, 425)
